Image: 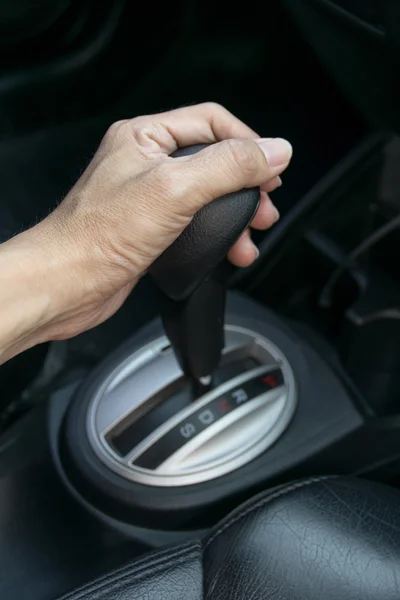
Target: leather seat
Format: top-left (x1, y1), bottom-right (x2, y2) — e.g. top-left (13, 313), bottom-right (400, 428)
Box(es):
top-left (59, 476), bottom-right (400, 599)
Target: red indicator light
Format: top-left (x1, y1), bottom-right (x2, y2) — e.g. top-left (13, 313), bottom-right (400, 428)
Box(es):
top-left (218, 398), bottom-right (231, 414)
top-left (263, 375), bottom-right (278, 388)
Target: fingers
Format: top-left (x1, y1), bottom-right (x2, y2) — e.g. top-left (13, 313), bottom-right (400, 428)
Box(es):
top-left (262, 175), bottom-right (282, 193)
top-left (227, 229), bottom-right (257, 267)
top-left (250, 191), bottom-right (279, 230)
top-left (127, 103), bottom-right (259, 156)
top-left (102, 104), bottom-right (290, 195)
top-left (228, 191), bottom-right (280, 267)
top-left (165, 137), bottom-right (292, 216)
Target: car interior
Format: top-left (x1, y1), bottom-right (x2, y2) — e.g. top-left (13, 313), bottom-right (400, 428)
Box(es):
top-left (0, 1), bottom-right (400, 599)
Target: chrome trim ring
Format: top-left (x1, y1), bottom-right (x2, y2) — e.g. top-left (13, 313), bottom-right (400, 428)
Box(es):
top-left (86, 325), bottom-right (297, 487)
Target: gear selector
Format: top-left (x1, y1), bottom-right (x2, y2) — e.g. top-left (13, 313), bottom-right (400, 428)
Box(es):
top-left (149, 144), bottom-right (260, 391)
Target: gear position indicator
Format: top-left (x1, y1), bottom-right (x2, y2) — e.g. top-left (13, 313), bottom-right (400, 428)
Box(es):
top-left (133, 369), bottom-right (283, 470)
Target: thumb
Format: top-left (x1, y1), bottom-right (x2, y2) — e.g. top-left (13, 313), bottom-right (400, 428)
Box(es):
top-left (170, 137), bottom-right (292, 214)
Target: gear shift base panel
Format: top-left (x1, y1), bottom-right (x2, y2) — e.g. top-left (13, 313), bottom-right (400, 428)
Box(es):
top-left (83, 310), bottom-right (297, 487)
top-left (63, 293), bottom-right (361, 530)
top-left (107, 352), bottom-right (263, 457)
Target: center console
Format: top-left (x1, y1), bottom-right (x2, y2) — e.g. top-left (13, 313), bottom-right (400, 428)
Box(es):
top-left (63, 293), bottom-right (361, 530)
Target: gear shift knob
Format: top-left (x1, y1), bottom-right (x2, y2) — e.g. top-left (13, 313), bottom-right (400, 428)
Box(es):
top-left (150, 144), bottom-right (260, 389)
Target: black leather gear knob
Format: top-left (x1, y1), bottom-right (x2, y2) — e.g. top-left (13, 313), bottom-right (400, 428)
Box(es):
top-left (150, 143), bottom-right (260, 387)
top-left (149, 144), bottom-right (260, 301)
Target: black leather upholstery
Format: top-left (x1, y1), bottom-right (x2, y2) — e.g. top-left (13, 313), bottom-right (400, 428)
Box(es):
top-left (59, 542), bottom-right (203, 600)
top-left (58, 477), bottom-right (400, 600)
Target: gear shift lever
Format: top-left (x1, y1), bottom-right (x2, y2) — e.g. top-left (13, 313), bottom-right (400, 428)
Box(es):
top-left (150, 144), bottom-right (260, 392)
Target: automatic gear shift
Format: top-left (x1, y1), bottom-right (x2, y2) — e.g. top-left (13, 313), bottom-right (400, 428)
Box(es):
top-left (150, 144), bottom-right (260, 392)
top-left (70, 145), bottom-right (298, 491)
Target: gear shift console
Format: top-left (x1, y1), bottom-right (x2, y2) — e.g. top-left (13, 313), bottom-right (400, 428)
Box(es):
top-left (149, 144), bottom-right (260, 390)
top-left (73, 319), bottom-right (296, 487)
top-left (63, 283), bottom-right (362, 529)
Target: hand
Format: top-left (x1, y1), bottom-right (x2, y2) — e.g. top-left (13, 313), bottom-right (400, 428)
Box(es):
top-left (0, 103), bottom-right (292, 363)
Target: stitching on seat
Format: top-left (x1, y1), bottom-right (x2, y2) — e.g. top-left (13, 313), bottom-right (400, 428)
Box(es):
top-left (60, 542), bottom-right (202, 600)
top-left (59, 541), bottom-right (195, 598)
top-left (67, 540), bottom-right (195, 595)
top-left (61, 548), bottom-right (201, 600)
top-left (204, 476), bottom-right (334, 550)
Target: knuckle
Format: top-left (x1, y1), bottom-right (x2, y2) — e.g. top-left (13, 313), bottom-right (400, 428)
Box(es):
top-left (105, 120), bottom-right (126, 138)
top-left (102, 120), bottom-right (130, 148)
top-left (128, 116), bottom-right (148, 135)
top-left (129, 115), bottom-right (147, 127)
top-left (225, 139), bottom-right (258, 178)
top-left (201, 101), bottom-right (226, 113)
top-left (130, 121), bottom-right (160, 146)
top-left (105, 118), bottom-right (153, 144)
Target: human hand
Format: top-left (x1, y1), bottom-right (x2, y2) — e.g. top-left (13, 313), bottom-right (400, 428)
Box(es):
top-left (0, 103), bottom-right (292, 362)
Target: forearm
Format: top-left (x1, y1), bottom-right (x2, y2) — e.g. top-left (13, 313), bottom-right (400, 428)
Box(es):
top-left (0, 222), bottom-right (90, 364)
top-left (0, 230), bottom-right (49, 362)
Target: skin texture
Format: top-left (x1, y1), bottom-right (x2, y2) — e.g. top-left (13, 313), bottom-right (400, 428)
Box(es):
top-left (0, 103), bottom-right (292, 364)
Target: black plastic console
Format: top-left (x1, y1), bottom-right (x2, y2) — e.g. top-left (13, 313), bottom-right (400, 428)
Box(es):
top-left (61, 293), bottom-right (363, 529)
